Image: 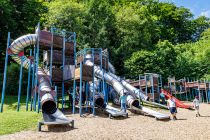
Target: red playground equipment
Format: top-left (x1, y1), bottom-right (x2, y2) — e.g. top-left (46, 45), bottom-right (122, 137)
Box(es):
top-left (161, 89), bottom-right (193, 109)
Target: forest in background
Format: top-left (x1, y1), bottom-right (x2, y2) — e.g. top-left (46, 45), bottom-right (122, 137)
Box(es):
top-left (0, 0), bottom-right (209, 94)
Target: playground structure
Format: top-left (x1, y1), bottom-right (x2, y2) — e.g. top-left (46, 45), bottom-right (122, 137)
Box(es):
top-left (168, 77), bottom-right (210, 103)
top-left (0, 24), bottom-right (75, 130)
top-left (129, 73), bottom-right (162, 103)
top-left (128, 73), bottom-right (195, 109)
top-left (0, 23), bottom-right (171, 127)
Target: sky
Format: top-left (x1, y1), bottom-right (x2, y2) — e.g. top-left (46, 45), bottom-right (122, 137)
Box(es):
top-left (160, 0), bottom-right (210, 18)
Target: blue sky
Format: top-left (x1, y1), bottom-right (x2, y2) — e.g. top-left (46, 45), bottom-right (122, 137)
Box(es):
top-left (160, 0), bottom-right (210, 18)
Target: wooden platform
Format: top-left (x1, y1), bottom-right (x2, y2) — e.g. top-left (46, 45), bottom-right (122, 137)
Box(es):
top-left (43, 50), bottom-right (74, 65)
top-left (185, 82), bottom-right (209, 89)
top-left (74, 64), bottom-right (93, 81)
top-left (52, 65), bottom-right (75, 82)
top-left (39, 31), bottom-right (74, 53)
top-left (130, 78), bottom-right (159, 88)
top-left (76, 55), bottom-right (108, 70)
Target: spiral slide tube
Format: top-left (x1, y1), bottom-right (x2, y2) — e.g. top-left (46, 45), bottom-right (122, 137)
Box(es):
top-left (9, 33), bottom-right (71, 123)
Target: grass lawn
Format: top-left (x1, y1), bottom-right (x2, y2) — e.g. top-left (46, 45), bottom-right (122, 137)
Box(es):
top-left (0, 96), bottom-right (41, 136)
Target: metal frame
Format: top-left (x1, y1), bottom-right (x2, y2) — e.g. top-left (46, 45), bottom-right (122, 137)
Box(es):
top-left (26, 49), bottom-right (32, 111)
top-left (17, 57), bottom-right (24, 111)
top-left (74, 48), bottom-right (110, 116)
top-left (0, 32), bottom-right (10, 112)
top-left (0, 24), bottom-right (78, 113)
top-left (168, 77), bottom-right (210, 103)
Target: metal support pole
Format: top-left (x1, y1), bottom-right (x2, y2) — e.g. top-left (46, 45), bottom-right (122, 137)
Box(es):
top-left (206, 81), bottom-right (210, 104)
top-left (157, 75), bottom-right (161, 103)
top-left (72, 32), bottom-right (76, 114)
top-left (198, 80), bottom-right (201, 102)
top-left (105, 82), bottom-right (108, 103)
top-left (92, 49), bottom-right (95, 116)
top-left (30, 47), bottom-right (36, 111)
top-left (72, 79), bottom-right (76, 114)
top-left (37, 88), bottom-right (41, 113)
top-left (139, 75), bottom-right (142, 104)
top-left (73, 32), bottom-right (76, 66)
top-left (17, 57), bottom-right (24, 111)
top-left (26, 50), bottom-right (32, 111)
top-left (0, 32), bottom-right (10, 112)
top-left (206, 80), bottom-right (209, 104)
top-left (33, 23), bottom-right (40, 111)
top-left (85, 82), bottom-right (88, 112)
top-left (104, 51), bottom-right (108, 103)
top-left (61, 30), bottom-right (66, 111)
top-left (100, 49), bottom-right (106, 104)
top-left (79, 62), bottom-right (83, 116)
top-left (55, 86), bottom-right (58, 106)
top-left (188, 78), bottom-right (191, 100)
top-left (185, 77), bottom-right (188, 101)
top-left (151, 74), bottom-right (154, 102)
top-left (145, 75), bottom-right (148, 96)
top-left (50, 28), bottom-right (54, 86)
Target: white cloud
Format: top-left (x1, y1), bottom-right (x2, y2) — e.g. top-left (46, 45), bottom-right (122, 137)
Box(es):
top-left (200, 10), bottom-right (210, 17)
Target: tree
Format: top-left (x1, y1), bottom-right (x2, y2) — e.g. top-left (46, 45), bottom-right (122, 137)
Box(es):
top-left (0, 0), bottom-right (46, 62)
top-left (155, 40), bottom-right (177, 77)
top-left (151, 2), bottom-right (194, 44)
top-left (0, 0), bottom-right (16, 53)
top-left (112, 1), bottom-right (159, 75)
top-left (43, 0), bottom-right (90, 49)
top-left (124, 50), bottom-right (156, 77)
top-left (124, 40), bottom-right (177, 81)
top-left (174, 28), bottom-right (210, 80)
top-left (83, 0), bottom-right (118, 51)
top-left (192, 16), bottom-right (210, 41)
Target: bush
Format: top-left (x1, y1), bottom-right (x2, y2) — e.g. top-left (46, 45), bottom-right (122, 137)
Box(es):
top-left (3, 63), bottom-right (29, 96)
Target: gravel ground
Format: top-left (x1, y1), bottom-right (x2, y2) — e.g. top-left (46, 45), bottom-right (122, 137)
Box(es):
top-left (1, 102), bottom-right (210, 140)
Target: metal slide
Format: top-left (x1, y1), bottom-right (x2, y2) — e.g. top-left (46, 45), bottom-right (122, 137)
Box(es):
top-left (8, 32), bottom-right (73, 126)
top-left (105, 105), bottom-right (128, 118)
top-left (111, 89), bottom-right (170, 119)
top-left (132, 106), bottom-right (170, 119)
top-left (85, 54), bottom-right (139, 108)
top-left (85, 54), bottom-right (169, 119)
top-left (89, 80), bottom-right (128, 118)
top-left (108, 72), bottom-right (168, 109)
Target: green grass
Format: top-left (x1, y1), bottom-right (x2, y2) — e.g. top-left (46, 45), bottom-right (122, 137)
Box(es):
top-left (0, 96), bottom-right (41, 136)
